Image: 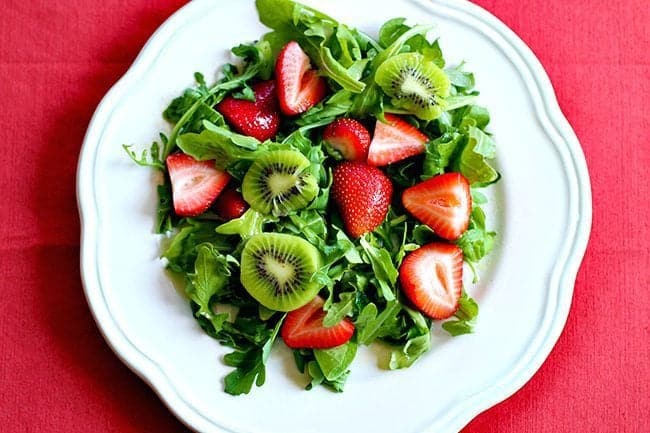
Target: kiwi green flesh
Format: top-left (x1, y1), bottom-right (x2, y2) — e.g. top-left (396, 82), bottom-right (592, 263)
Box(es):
top-left (240, 233), bottom-right (323, 312)
top-left (242, 149), bottom-right (318, 216)
top-left (375, 52), bottom-right (451, 121)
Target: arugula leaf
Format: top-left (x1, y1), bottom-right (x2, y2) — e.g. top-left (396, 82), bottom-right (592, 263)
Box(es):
top-left (122, 140), bottom-right (165, 170)
top-left (445, 62), bottom-right (475, 91)
top-left (323, 291), bottom-right (355, 327)
top-left (215, 209), bottom-right (272, 239)
top-left (177, 120), bottom-right (263, 167)
top-left (359, 235), bottom-right (398, 301)
top-left (186, 244), bottom-right (233, 332)
top-left (422, 131), bottom-right (463, 179)
top-left (389, 306), bottom-right (431, 369)
top-left (355, 301), bottom-right (401, 345)
top-left (155, 181), bottom-right (174, 234)
top-left (293, 348), bottom-right (353, 392)
top-left (223, 315), bottom-right (285, 395)
top-left (314, 341), bottom-right (357, 381)
top-left (223, 349), bottom-right (266, 395)
top-left (389, 333), bottom-right (431, 369)
top-left (452, 126), bottom-right (499, 185)
top-left (162, 220), bottom-right (230, 274)
top-left (456, 205), bottom-right (496, 281)
top-left (296, 90), bottom-right (355, 128)
top-left (377, 17), bottom-right (444, 67)
top-left (442, 291), bottom-right (479, 336)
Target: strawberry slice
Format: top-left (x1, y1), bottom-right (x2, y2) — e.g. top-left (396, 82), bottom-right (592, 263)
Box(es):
top-left (323, 118), bottom-right (371, 161)
top-left (402, 172), bottom-right (471, 240)
top-left (367, 114), bottom-right (429, 166)
top-left (212, 186), bottom-right (248, 220)
top-left (275, 41), bottom-right (327, 115)
top-left (399, 242), bottom-right (463, 320)
top-left (332, 161), bottom-right (393, 238)
top-left (166, 153), bottom-right (230, 217)
top-left (281, 296), bottom-right (355, 349)
top-left (216, 80), bottom-right (280, 141)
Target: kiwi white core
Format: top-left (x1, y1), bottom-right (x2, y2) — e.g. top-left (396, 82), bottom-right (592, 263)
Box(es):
top-left (268, 172), bottom-right (298, 196)
top-left (263, 255), bottom-right (296, 288)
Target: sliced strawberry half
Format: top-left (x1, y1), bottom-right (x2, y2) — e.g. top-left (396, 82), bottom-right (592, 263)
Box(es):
top-left (166, 153), bottom-right (230, 217)
top-left (399, 242), bottom-right (463, 320)
top-left (281, 296), bottom-right (355, 349)
top-left (402, 172), bottom-right (471, 240)
top-left (367, 114), bottom-right (429, 166)
top-left (212, 185), bottom-right (248, 220)
top-left (216, 80), bottom-right (280, 141)
top-left (331, 161), bottom-right (393, 238)
top-left (275, 41), bottom-right (327, 116)
top-left (323, 118), bottom-right (371, 161)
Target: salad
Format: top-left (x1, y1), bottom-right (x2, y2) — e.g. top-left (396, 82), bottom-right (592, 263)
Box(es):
top-left (125, 0), bottom-right (499, 395)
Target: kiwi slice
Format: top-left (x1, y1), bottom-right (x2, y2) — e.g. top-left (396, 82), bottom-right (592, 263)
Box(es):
top-left (240, 233), bottom-right (323, 311)
top-left (242, 149), bottom-right (318, 216)
top-left (375, 52), bottom-right (451, 120)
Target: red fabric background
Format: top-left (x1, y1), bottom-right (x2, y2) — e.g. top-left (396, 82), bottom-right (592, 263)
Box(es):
top-left (0, 1), bottom-right (647, 432)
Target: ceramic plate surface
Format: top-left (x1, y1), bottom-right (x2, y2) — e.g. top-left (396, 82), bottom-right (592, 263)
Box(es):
top-left (77, 1), bottom-right (592, 432)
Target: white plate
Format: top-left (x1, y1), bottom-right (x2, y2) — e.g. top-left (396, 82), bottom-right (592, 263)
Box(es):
top-left (77, 1), bottom-right (592, 432)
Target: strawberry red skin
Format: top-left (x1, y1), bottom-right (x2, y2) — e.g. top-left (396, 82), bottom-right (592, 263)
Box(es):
top-left (281, 296), bottom-right (355, 349)
top-left (275, 41), bottom-right (327, 116)
top-left (399, 242), bottom-right (463, 320)
top-left (216, 80), bottom-right (280, 141)
top-left (166, 153), bottom-right (230, 217)
top-left (212, 186), bottom-right (248, 220)
top-left (402, 172), bottom-right (471, 240)
top-left (367, 114), bottom-right (428, 166)
top-left (332, 161), bottom-right (393, 238)
top-left (323, 118), bottom-right (371, 162)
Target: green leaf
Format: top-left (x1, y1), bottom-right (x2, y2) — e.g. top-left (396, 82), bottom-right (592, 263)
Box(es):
top-left (389, 333), bottom-right (431, 369)
top-left (122, 142), bottom-right (164, 170)
top-left (223, 349), bottom-right (265, 395)
top-left (176, 122), bottom-right (263, 167)
top-left (187, 244), bottom-right (233, 332)
top-left (155, 181), bottom-right (174, 234)
top-left (223, 315), bottom-right (284, 395)
top-left (262, 315), bottom-right (285, 362)
top-left (377, 18), bottom-right (444, 67)
top-left (255, 0), bottom-right (295, 30)
top-left (442, 291), bottom-right (479, 336)
top-left (359, 235), bottom-right (398, 301)
top-left (297, 90), bottom-right (354, 128)
top-left (162, 220), bottom-right (228, 274)
top-left (445, 62), bottom-right (475, 90)
top-left (314, 342), bottom-right (357, 381)
top-left (422, 132), bottom-right (463, 178)
top-left (355, 301), bottom-right (401, 345)
top-left (320, 46), bottom-right (366, 92)
top-left (216, 209), bottom-right (272, 239)
top-left (452, 126), bottom-right (499, 185)
top-left (323, 292), bottom-right (355, 327)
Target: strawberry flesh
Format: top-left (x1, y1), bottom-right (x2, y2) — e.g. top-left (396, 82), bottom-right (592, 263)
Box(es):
top-left (399, 242), bottom-right (463, 320)
top-left (166, 153), bottom-right (230, 217)
top-left (402, 172), bottom-right (471, 240)
top-left (213, 186), bottom-right (248, 220)
top-left (367, 114), bottom-right (428, 166)
top-left (281, 296), bottom-right (355, 349)
top-left (276, 41), bottom-right (327, 116)
top-left (323, 118), bottom-right (371, 161)
top-left (332, 161), bottom-right (393, 238)
top-left (216, 80), bottom-right (280, 141)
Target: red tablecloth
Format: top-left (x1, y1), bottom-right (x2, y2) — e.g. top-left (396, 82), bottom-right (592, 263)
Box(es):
top-left (1, 1), bottom-right (647, 432)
